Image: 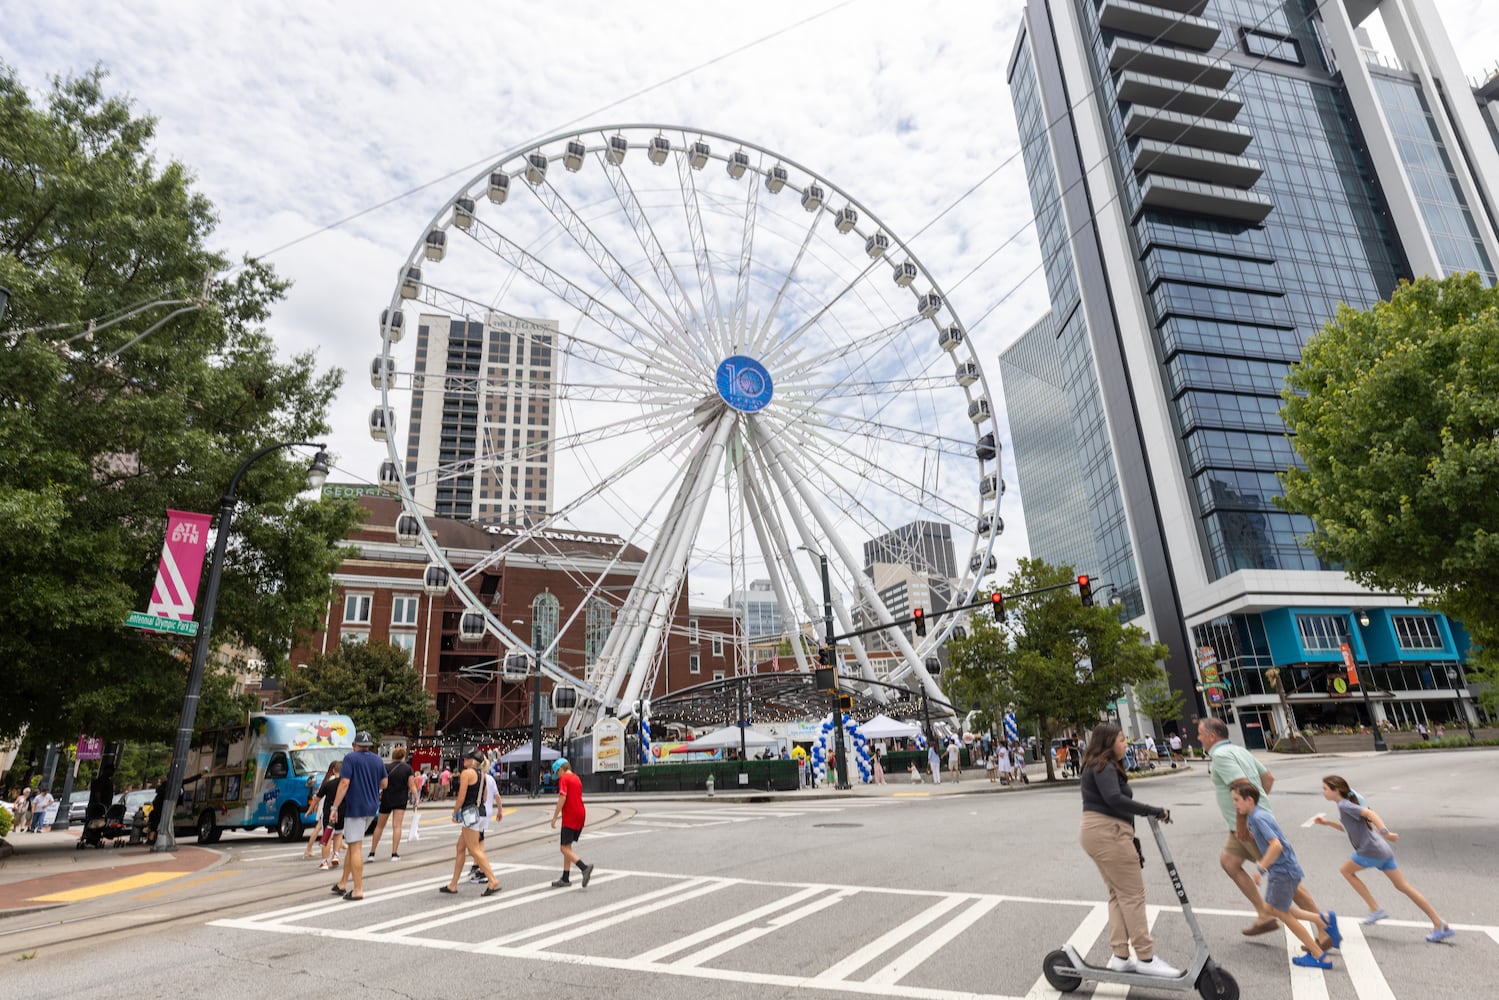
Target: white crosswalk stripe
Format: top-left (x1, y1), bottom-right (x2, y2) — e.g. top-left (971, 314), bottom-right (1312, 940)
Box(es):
top-left (211, 865), bottom-right (1498, 1000)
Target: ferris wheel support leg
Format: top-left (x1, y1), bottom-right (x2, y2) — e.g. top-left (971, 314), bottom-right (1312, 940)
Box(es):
top-left (754, 427), bottom-right (950, 711)
top-left (737, 452), bottom-right (818, 674)
top-left (618, 413), bottom-right (736, 710)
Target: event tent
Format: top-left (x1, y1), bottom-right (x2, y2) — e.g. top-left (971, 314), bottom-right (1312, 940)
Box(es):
top-left (856, 714), bottom-right (922, 740)
top-left (681, 725), bottom-right (780, 751)
top-left (498, 744), bottom-right (563, 763)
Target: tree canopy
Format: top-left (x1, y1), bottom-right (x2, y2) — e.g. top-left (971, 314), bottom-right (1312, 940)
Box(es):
top-left (278, 640), bottom-right (437, 739)
top-left (1279, 272), bottom-right (1499, 704)
top-left (945, 559), bottom-right (1169, 777)
top-left (0, 65), bottom-right (361, 743)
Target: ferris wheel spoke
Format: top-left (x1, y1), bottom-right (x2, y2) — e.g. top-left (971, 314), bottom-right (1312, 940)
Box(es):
top-left (528, 171), bottom-right (706, 375)
top-left (735, 445), bottom-right (821, 672)
top-left (743, 204), bottom-right (822, 362)
top-left (598, 149), bottom-right (717, 372)
top-left (773, 312), bottom-right (926, 386)
top-left (457, 218), bottom-right (702, 385)
top-left (675, 145), bottom-right (727, 355)
top-left (786, 403), bottom-right (974, 458)
top-left (784, 373), bottom-right (952, 398)
top-left (729, 165), bottom-right (761, 339)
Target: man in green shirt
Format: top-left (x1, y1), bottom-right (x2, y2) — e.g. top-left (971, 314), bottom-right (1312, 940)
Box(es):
top-left (1198, 717), bottom-right (1328, 942)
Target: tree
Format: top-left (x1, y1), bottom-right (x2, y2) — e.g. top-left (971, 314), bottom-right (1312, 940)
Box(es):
top-left (278, 640), bottom-right (437, 738)
top-left (0, 65), bottom-right (361, 743)
top-left (1279, 272), bottom-right (1499, 709)
top-left (947, 559), bottom-right (1169, 779)
top-left (1131, 670), bottom-right (1183, 733)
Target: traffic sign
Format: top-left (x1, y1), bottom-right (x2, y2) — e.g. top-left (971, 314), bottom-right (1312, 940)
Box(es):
top-left (125, 611), bottom-right (200, 637)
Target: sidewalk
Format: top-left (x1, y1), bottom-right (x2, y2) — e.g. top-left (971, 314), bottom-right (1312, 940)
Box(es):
top-left (0, 764), bottom-right (1201, 915)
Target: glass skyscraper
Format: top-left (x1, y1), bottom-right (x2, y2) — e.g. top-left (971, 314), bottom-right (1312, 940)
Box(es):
top-left (1003, 0), bottom-right (1498, 744)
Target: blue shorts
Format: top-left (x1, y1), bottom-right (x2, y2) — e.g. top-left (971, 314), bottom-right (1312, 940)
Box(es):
top-left (1351, 853), bottom-right (1398, 871)
top-left (1263, 870), bottom-right (1301, 912)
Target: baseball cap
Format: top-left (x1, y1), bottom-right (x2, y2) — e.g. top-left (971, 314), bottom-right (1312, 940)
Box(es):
top-left (353, 731), bottom-right (375, 747)
top-left (551, 757), bottom-right (569, 775)
top-left (463, 748), bottom-right (484, 763)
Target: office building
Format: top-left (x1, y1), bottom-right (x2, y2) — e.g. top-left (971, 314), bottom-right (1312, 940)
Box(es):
top-left (723, 579), bottom-right (785, 640)
top-left (1003, 0), bottom-right (1495, 745)
top-left (404, 312), bottom-right (557, 523)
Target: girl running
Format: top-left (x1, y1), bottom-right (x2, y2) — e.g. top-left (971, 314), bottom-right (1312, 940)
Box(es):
top-left (1313, 774), bottom-right (1455, 942)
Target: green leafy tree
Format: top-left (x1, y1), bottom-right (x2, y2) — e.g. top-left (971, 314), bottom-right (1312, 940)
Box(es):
top-left (1279, 272), bottom-right (1499, 710)
top-left (0, 65), bottom-right (361, 744)
top-left (947, 559), bottom-right (1169, 779)
top-left (278, 640), bottom-right (437, 738)
top-left (1131, 671), bottom-right (1183, 732)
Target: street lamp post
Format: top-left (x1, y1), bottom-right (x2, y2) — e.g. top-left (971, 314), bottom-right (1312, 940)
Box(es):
top-left (513, 619), bottom-right (542, 799)
top-left (1447, 665), bottom-right (1476, 741)
top-left (799, 548), bottom-right (849, 790)
top-left (1349, 610), bottom-right (1387, 753)
top-left (154, 441), bottom-right (329, 851)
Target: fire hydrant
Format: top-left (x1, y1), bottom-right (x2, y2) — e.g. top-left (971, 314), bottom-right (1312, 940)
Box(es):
top-left (706, 773), bottom-right (715, 797)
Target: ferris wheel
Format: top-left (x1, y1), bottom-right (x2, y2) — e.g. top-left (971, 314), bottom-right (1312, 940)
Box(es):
top-left (370, 125), bottom-right (1004, 733)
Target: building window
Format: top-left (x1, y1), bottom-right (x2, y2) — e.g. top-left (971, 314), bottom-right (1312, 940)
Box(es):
top-left (1296, 614), bottom-right (1348, 652)
top-left (712, 634), bottom-right (724, 657)
top-left (532, 591), bottom-right (560, 655)
top-left (342, 631), bottom-right (368, 645)
top-left (689, 654), bottom-right (701, 674)
top-left (1240, 28), bottom-right (1303, 66)
top-left (391, 595), bottom-right (419, 627)
top-left (343, 594), bottom-right (372, 624)
top-left (391, 632), bottom-right (417, 662)
top-left (689, 618), bottom-right (699, 644)
top-left (1392, 615), bottom-right (1443, 650)
top-left (585, 597), bottom-right (613, 663)
top-left (712, 670), bottom-right (725, 681)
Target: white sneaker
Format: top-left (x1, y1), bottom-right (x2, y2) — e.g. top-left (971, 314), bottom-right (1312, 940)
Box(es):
top-left (1106, 955), bottom-right (1136, 973)
top-left (1135, 956), bottom-right (1182, 978)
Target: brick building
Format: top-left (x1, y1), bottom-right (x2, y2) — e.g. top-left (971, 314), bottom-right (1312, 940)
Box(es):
top-left (293, 493), bottom-right (741, 736)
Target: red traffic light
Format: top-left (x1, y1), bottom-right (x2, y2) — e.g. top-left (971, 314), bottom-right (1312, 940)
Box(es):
top-left (912, 607), bottom-right (927, 637)
top-left (991, 591), bottom-right (1006, 622)
top-left (1077, 574), bottom-right (1093, 607)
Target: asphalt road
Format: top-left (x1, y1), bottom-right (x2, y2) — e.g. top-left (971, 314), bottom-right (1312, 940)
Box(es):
top-left (8, 749), bottom-right (1496, 999)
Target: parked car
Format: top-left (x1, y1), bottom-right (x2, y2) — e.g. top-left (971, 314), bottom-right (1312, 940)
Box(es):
top-left (114, 788), bottom-right (156, 821)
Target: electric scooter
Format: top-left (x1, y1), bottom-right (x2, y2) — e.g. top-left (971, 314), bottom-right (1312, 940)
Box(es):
top-left (1041, 815), bottom-right (1239, 999)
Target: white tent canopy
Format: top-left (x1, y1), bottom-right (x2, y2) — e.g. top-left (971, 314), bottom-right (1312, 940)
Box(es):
top-left (856, 714), bottom-right (922, 740)
top-left (685, 725), bottom-right (780, 751)
top-left (498, 744), bottom-right (562, 763)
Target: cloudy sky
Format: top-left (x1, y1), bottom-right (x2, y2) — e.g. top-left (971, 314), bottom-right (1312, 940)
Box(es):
top-left (4, 0), bottom-right (1497, 606)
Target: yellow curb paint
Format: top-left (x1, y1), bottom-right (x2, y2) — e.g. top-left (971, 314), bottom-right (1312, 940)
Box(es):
top-left (133, 870), bottom-right (239, 899)
top-left (30, 871), bottom-right (189, 902)
top-left (892, 792), bottom-right (931, 798)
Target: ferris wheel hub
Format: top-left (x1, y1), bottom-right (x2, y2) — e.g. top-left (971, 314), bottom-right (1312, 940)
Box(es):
top-left (715, 355), bottom-right (774, 413)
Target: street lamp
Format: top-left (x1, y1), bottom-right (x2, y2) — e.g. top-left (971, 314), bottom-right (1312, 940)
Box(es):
top-left (1447, 665), bottom-right (1476, 741)
top-left (154, 441), bottom-right (329, 851)
top-left (1349, 610), bottom-right (1387, 753)
top-left (513, 619), bottom-right (543, 799)
top-left (799, 545), bottom-right (849, 790)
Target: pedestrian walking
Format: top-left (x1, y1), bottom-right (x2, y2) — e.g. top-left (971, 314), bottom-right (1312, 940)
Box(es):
top-left (1055, 743), bottom-right (1070, 778)
top-left (1231, 779), bottom-right (1339, 969)
top-left (439, 766), bottom-right (452, 800)
top-left (312, 760), bottom-right (342, 868)
top-left (1144, 733), bottom-right (1158, 764)
top-left (1416, 721), bottom-right (1429, 741)
top-left (1313, 774), bottom-right (1454, 942)
top-left (29, 789), bottom-right (54, 832)
top-left (946, 741), bottom-right (962, 782)
top-left (995, 743), bottom-right (1011, 786)
top-left (330, 731), bottom-right (387, 901)
top-left (927, 743), bottom-right (942, 784)
top-left (871, 749), bottom-right (886, 785)
top-left (1077, 723), bottom-right (1180, 978)
top-left (467, 760), bottom-right (503, 883)
top-left (1012, 743), bottom-right (1029, 785)
top-left (548, 758), bottom-right (595, 888)
top-left (368, 745), bottom-right (417, 861)
top-left (1198, 717), bottom-right (1329, 943)
top-left (1167, 732), bottom-right (1183, 767)
top-left (12, 789), bottom-right (32, 833)
top-left (985, 748), bottom-right (999, 784)
top-left (440, 750), bottom-right (500, 895)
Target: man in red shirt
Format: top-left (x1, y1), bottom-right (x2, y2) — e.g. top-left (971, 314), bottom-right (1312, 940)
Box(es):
top-left (548, 758), bottom-right (593, 888)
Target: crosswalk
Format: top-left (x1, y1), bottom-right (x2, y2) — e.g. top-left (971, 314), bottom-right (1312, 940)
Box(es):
top-left (615, 800), bottom-right (887, 831)
top-left (210, 862), bottom-right (1499, 1000)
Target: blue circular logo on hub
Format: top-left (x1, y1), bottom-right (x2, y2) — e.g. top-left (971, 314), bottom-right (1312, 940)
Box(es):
top-left (716, 356), bottom-right (773, 413)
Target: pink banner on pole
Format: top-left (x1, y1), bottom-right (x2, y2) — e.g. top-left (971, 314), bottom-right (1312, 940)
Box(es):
top-left (147, 509), bottom-right (214, 620)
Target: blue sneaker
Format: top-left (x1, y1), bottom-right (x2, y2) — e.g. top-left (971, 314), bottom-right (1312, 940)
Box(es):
top-left (1322, 911), bottom-right (1342, 951)
top-left (1426, 924), bottom-right (1455, 943)
top-left (1363, 909), bottom-right (1389, 925)
top-left (1292, 953), bottom-right (1333, 970)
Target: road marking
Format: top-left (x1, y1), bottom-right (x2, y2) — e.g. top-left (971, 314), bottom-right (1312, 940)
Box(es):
top-left (864, 895), bottom-right (999, 986)
top-left (133, 870), bottom-right (240, 898)
top-left (1284, 924), bottom-right (1330, 1000)
top-left (479, 876), bottom-right (714, 950)
top-left (673, 888), bottom-right (856, 969)
top-left (1024, 902), bottom-right (1108, 999)
top-left (814, 893), bottom-right (972, 983)
top-left (1337, 919), bottom-right (1395, 1000)
top-left (634, 885), bottom-right (827, 964)
top-left (31, 871), bottom-right (189, 902)
top-left (520, 878), bottom-right (731, 952)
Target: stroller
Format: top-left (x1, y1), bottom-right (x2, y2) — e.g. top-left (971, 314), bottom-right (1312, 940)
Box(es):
top-left (77, 802), bottom-right (130, 849)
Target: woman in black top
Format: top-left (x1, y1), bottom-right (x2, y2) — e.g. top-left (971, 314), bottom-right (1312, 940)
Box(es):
top-left (368, 745), bottom-right (416, 861)
top-left (313, 760), bottom-right (344, 870)
top-left (441, 750), bottom-right (499, 895)
top-left (1077, 723), bottom-right (1179, 979)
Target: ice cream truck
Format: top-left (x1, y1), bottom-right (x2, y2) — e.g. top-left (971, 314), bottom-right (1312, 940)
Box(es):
top-left (175, 713), bottom-right (356, 843)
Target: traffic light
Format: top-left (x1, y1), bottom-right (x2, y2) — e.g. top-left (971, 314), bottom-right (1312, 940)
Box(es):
top-left (818, 645), bottom-right (833, 666)
top-left (991, 591), bottom-right (1005, 623)
top-left (912, 607), bottom-right (926, 636)
top-left (1077, 574), bottom-right (1093, 607)
top-left (837, 694), bottom-right (853, 712)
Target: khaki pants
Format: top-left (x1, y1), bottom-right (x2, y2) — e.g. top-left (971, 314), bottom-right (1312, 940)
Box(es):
top-left (1079, 813), bottom-right (1155, 960)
